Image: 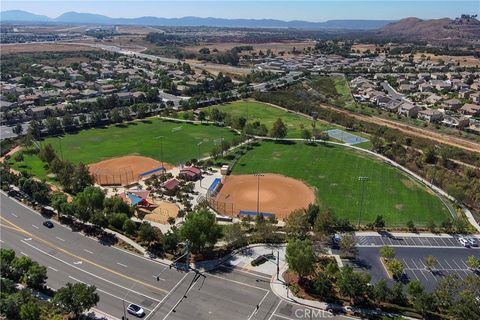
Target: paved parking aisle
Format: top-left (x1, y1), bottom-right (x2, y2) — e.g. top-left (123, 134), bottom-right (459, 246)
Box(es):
top-left (355, 234), bottom-right (476, 248)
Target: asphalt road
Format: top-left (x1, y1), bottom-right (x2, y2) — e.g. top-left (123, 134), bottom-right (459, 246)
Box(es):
top-left (1, 193), bottom-right (351, 320)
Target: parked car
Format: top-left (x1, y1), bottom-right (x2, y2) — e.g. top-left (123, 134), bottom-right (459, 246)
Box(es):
top-left (251, 255), bottom-right (268, 267)
top-left (459, 236), bottom-right (470, 248)
top-left (127, 304), bottom-right (145, 317)
top-left (466, 237), bottom-right (478, 247)
top-left (42, 220), bottom-right (54, 228)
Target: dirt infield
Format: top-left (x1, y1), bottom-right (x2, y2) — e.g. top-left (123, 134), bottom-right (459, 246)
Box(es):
top-left (88, 156), bottom-right (173, 185)
top-left (214, 174), bottom-right (315, 220)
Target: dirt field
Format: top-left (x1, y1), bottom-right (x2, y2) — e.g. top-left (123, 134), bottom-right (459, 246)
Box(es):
top-left (214, 174), bottom-right (315, 220)
top-left (88, 155), bottom-right (174, 185)
top-left (0, 43), bottom-right (102, 55)
top-left (185, 41), bottom-right (316, 57)
top-left (144, 200), bottom-right (179, 224)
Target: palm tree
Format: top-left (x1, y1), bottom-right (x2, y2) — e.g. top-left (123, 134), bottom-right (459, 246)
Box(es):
top-left (424, 255), bottom-right (438, 272)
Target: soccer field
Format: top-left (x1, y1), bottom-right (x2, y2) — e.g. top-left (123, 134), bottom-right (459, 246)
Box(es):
top-left (233, 141), bottom-right (451, 226)
top-left (10, 118), bottom-right (237, 179)
top-left (209, 101), bottom-right (337, 138)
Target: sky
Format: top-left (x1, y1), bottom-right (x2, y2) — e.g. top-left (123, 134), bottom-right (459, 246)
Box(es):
top-left (2, 1), bottom-right (479, 21)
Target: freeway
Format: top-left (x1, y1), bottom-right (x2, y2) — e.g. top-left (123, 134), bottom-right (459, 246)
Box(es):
top-left (0, 193), bottom-right (351, 320)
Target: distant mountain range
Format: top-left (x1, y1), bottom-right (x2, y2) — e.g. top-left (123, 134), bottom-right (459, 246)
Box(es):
top-left (0, 10), bottom-right (394, 30)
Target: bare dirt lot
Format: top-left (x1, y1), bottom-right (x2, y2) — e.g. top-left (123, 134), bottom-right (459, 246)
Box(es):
top-left (144, 200), bottom-right (179, 224)
top-left (408, 53), bottom-right (480, 67)
top-left (0, 43), bottom-right (102, 54)
top-left (88, 155), bottom-right (174, 185)
top-left (214, 174), bottom-right (315, 220)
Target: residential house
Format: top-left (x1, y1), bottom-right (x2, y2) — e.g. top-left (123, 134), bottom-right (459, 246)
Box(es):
top-left (398, 102), bottom-right (420, 118)
top-left (418, 109), bottom-right (444, 123)
top-left (442, 99), bottom-right (462, 111)
top-left (460, 104), bottom-right (480, 116)
top-left (471, 93), bottom-right (480, 104)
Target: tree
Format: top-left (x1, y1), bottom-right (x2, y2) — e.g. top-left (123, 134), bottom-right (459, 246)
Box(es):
top-left (39, 143), bottom-right (57, 163)
top-left (466, 255), bottom-right (480, 270)
top-left (270, 118), bottom-right (287, 139)
top-left (45, 116), bottom-right (62, 134)
top-left (62, 113), bottom-right (75, 131)
top-left (0, 248), bottom-right (16, 278)
top-left (13, 123), bottom-right (23, 136)
top-left (424, 255), bottom-right (438, 271)
top-left (109, 108), bottom-right (122, 123)
top-left (19, 300), bottom-right (41, 320)
top-left (337, 265), bottom-right (371, 305)
top-left (122, 219), bottom-right (136, 236)
top-left (138, 222), bottom-right (161, 244)
top-left (285, 239), bottom-right (314, 283)
top-left (406, 280), bottom-right (434, 316)
top-left (387, 259), bottom-right (404, 280)
top-left (373, 215), bottom-right (385, 230)
top-left (11, 256), bottom-right (33, 281)
top-left (91, 212), bottom-right (108, 229)
top-left (284, 209), bottom-right (310, 240)
top-left (434, 274), bottom-right (460, 312)
top-left (406, 220), bottom-right (415, 232)
top-left (313, 272), bottom-right (334, 299)
top-left (27, 120), bottom-right (42, 139)
top-left (70, 163), bottom-right (94, 194)
top-left (179, 209), bottom-right (221, 253)
top-left (313, 208), bottom-right (337, 236)
top-left (372, 279), bottom-right (391, 304)
top-left (24, 262), bottom-right (47, 289)
top-left (74, 186), bottom-right (105, 220)
top-left (379, 246), bottom-right (396, 260)
top-left (53, 282), bottom-right (99, 317)
top-left (301, 128), bottom-right (312, 141)
top-left (339, 233), bottom-right (358, 259)
top-left (305, 204), bottom-right (320, 227)
top-left (51, 191), bottom-right (68, 216)
top-left (223, 223), bottom-right (246, 248)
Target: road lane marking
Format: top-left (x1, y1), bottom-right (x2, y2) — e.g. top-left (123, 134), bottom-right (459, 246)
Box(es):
top-left (207, 273), bottom-right (269, 292)
top-left (20, 251), bottom-right (28, 257)
top-left (31, 224), bottom-right (39, 229)
top-left (68, 276), bottom-right (154, 312)
top-left (0, 215), bottom-right (168, 294)
top-left (83, 249), bottom-right (94, 254)
top-left (73, 261), bottom-right (83, 265)
top-left (10, 213), bottom-right (18, 217)
top-left (24, 238), bottom-right (32, 241)
top-left (145, 272), bottom-right (190, 320)
top-left (117, 262), bottom-right (128, 268)
top-left (21, 240), bottom-right (162, 302)
top-left (268, 300), bottom-right (283, 320)
top-left (247, 291), bottom-right (269, 320)
top-left (152, 276), bottom-right (165, 281)
top-left (161, 273), bottom-right (201, 320)
top-left (55, 236), bottom-right (65, 242)
top-left (48, 266), bottom-right (58, 272)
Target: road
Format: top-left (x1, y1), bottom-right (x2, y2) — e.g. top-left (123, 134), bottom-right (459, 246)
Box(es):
top-left (0, 193), bottom-right (351, 320)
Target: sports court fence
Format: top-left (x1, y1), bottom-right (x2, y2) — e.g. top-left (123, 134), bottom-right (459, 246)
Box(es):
top-left (92, 167), bottom-right (136, 186)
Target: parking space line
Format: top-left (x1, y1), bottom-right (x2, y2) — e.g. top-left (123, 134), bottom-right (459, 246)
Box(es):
top-left (267, 301), bottom-right (282, 320)
top-left (402, 258), bottom-right (411, 269)
top-left (444, 259), bottom-right (454, 270)
top-left (439, 238), bottom-right (448, 246)
top-left (407, 269), bottom-right (419, 281)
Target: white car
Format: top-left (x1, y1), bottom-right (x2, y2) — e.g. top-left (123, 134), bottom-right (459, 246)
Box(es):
top-left (127, 304), bottom-right (145, 317)
top-left (466, 237), bottom-right (478, 247)
top-left (459, 237), bottom-right (470, 248)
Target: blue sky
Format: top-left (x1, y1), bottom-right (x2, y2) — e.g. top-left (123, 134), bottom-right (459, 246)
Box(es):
top-left (2, 1), bottom-right (479, 21)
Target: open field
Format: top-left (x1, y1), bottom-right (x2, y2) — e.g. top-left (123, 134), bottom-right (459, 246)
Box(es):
top-left (9, 119), bottom-right (237, 180)
top-left (233, 141), bottom-right (450, 226)
top-left (408, 53), bottom-right (480, 67)
top-left (184, 41), bottom-right (316, 57)
top-left (0, 43), bottom-right (102, 54)
top-left (208, 101), bottom-right (337, 138)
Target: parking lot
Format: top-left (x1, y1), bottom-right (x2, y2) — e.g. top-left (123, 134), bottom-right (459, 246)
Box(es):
top-left (356, 234), bottom-right (479, 248)
top-left (355, 246), bottom-right (480, 291)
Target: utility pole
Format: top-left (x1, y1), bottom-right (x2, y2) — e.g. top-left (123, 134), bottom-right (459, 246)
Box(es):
top-left (254, 173), bottom-right (264, 216)
top-left (357, 176), bottom-right (369, 227)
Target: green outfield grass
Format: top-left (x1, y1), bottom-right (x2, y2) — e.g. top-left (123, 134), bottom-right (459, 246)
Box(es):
top-left (209, 101), bottom-right (337, 138)
top-left (9, 119), bottom-right (237, 179)
top-left (233, 141), bottom-right (450, 226)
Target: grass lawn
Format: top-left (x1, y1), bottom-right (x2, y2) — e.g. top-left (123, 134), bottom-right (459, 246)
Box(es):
top-left (208, 100), bottom-right (337, 138)
top-left (233, 141), bottom-right (450, 227)
top-left (10, 118), bottom-right (237, 179)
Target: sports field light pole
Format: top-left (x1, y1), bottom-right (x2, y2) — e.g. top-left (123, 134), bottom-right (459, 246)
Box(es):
top-left (155, 135), bottom-right (164, 173)
top-left (254, 173), bottom-right (264, 216)
top-left (357, 176), bottom-right (368, 227)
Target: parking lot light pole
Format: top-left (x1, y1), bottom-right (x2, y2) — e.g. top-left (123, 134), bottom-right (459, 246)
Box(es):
top-left (254, 173), bottom-right (264, 216)
top-left (58, 136), bottom-right (64, 161)
top-left (357, 176), bottom-right (369, 227)
top-left (155, 136), bottom-right (164, 173)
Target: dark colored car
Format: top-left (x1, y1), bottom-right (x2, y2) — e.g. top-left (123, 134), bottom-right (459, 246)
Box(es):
top-left (43, 220), bottom-right (54, 228)
top-left (251, 255), bottom-right (268, 266)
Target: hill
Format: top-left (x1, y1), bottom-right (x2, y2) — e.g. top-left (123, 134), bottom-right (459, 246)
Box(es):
top-left (378, 16), bottom-right (480, 43)
top-left (0, 10), bottom-right (393, 30)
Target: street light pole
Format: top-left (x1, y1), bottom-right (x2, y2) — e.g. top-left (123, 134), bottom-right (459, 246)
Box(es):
top-left (155, 135), bottom-right (165, 174)
top-left (357, 176), bottom-right (369, 227)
